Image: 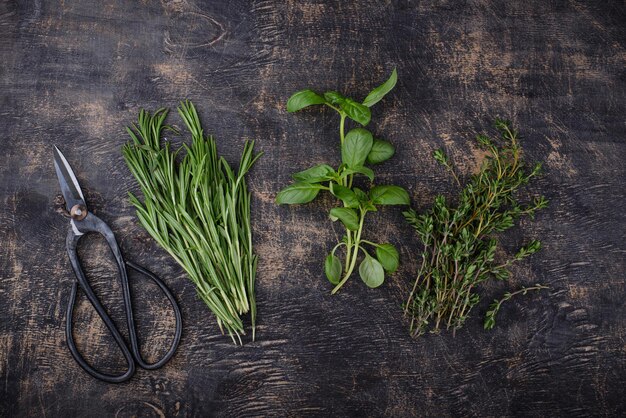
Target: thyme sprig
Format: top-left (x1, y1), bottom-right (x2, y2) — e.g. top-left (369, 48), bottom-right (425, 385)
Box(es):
top-left (484, 284), bottom-right (550, 330)
top-left (122, 101), bottom-right (262, 344)
top-left (403, 120), bottom-right (548, 337)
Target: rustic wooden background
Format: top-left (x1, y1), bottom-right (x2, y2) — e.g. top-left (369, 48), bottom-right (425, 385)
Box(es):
top-left (1, 0), bottom-right (625, 416)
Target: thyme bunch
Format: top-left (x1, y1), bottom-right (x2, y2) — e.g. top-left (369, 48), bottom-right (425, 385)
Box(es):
top-left (403, 120), bottom-right (548, 337)
top-left (122, 101), bottom-right (262, 344)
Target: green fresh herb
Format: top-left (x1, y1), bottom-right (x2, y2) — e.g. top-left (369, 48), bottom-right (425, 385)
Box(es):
top-left (403, 120), bottom-right (548, 337)
top-left (359, 255), bottom-right (385, 288)
top-left (122, 101), bottom-right (262, 344)
top-left (367, 139), bottom-right (395, 164)
top-left (277, 70), bottom-right (409, 293)
top-left (484, 284), bottom-right (550, 330)
top-left (376, 244), bottom-right (400, 273)
top-left (362, 68), bottom-right (398, 108)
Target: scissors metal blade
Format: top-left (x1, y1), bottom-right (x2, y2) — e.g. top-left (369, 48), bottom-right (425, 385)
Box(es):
top-left (53, 146), bottom-right (86, 212)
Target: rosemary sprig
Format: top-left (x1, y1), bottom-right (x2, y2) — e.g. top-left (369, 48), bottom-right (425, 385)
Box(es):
top-left (403, 119), bottom-right (548, 337)
top-left (122, 101), bottom-right (262, 344)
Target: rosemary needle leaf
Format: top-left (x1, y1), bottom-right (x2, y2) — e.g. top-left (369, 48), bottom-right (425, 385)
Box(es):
top-left (122, 101), bottom-right (262, 344)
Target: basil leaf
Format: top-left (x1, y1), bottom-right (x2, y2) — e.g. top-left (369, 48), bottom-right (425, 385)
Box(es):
top-left (341, 166), bottom-right (374, 181)
top-left (341, 98), bottom-right (371, 126)
top-left (324, 91), bottom-right (346, 106)
top-left (292, 164), bottom-right (336, 183)
top-left (353, 187), bottom-right (369, 204)
top-left (363, 202), bottom-right (378, 212)
top-left (330, 183), bottom-right (359, 208)
top-left (324, 253), bottom-right (342, 285)
top-left (287, 89), bottom-right (326, 112)
top-left (276, 182), bottom-right (323, 204)
top-left (362, 68), bottom-right (398, 108)
top-left (369, 185), bottom-right (410, 205)
top-left (367, 139), bottom-right (395, 164)
top-left (376, 243), bottom-right (399, 273)
top-left (341, 128), bottom-right (373, 168)
top-left (359, 256), bottom-right (385, 288)
top-left (329, 207), bottom-right (359, 231)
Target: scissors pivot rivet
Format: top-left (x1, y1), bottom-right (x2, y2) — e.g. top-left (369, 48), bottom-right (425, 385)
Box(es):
top-left (70, 204), bottom-right (88, 220)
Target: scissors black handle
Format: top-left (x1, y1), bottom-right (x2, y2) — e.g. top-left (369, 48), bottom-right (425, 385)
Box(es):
top-left (65, 212), bottom-right (182, 383)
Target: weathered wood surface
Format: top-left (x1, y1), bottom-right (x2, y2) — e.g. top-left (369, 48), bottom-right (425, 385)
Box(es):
top-left (1, 0), bottom-right (625, 416)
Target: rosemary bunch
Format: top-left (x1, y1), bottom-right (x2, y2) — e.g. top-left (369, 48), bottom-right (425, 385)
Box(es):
top-left (403, 120), bottom-right (548, 337)
top-left (122, 101), bottom-right (262, 344)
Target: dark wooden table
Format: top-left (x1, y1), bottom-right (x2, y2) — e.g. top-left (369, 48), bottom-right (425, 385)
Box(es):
top-left (1, 1), bottom-right (625, 416)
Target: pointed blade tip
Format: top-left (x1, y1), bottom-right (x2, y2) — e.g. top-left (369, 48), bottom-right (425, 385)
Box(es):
top-left (52, 146), bottom-right (86, 208)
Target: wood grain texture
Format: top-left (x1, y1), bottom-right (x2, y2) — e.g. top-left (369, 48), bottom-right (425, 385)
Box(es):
top-left (1, 0), bottom-right (625, 416)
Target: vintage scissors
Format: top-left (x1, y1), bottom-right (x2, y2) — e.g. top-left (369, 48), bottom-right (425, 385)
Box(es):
top-left (53, 146), bottom-right (182, 383)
